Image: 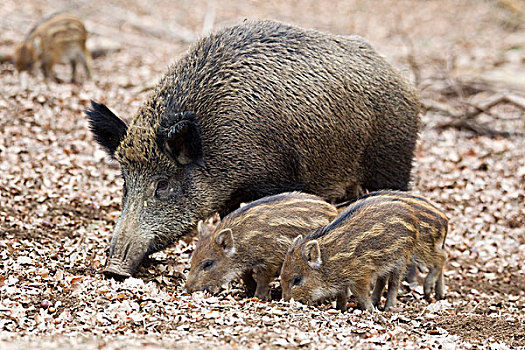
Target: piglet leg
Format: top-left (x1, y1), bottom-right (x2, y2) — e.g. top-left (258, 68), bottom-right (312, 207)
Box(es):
top-left (336, 290), bottom-right (348, 312)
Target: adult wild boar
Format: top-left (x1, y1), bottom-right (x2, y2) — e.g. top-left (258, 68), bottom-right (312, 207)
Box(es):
top-left (86, 20), bottom-right (420, 278)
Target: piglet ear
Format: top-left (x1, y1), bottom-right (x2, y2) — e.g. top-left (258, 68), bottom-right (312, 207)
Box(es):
top-left (210, 212), bottom-right (221, 225)
top-left (287, 235), bottom-right (303, 254)
top-left (85, 101), bottom-right (127, 158)
top-left (197, 220), bottom-right (205, 238)
top-left (292, 235), bottom-right (303, 246)
top-left (215, 228), bottom-right (235, 256)
top-left (302, 240), bottom-right (322, 269)
top-left (164, 111), bottom-right (204, 166)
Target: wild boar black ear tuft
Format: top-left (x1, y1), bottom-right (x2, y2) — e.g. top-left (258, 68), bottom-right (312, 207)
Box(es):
top-left (85, 100), bottom-right (127, 158)
top-left (302, 240), bottom-right (322, 269)
top-left (164, 111), bottom-right (204, 166)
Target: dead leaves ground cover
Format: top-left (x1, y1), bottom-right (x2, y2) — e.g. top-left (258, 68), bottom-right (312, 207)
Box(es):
top-left (0, 0), bottom-right (524, 349)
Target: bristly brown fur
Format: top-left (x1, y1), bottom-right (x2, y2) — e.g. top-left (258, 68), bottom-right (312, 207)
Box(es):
top-left (117, 20), bottom-right (420, 196)
top-left (281, 191), bottom-right (448, 312)
top-left (185, 192), bottom-right (338, 300)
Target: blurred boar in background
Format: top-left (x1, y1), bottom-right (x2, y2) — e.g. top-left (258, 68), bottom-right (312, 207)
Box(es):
top-left (86, 20), bottom-right (420, 279)
top-left (13, 13), bottom-right (91, 82)
top-left (185, 192), bottom-right (338, 300)
top-left (280, 191), bottom-right (448, 312)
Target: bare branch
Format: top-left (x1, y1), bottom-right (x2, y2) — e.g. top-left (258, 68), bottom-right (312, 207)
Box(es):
top-left (423, 92), bottom-right (525, 137)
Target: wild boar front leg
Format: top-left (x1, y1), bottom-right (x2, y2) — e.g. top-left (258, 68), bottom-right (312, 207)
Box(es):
top-left (425, 252), bottom-right (447, 300)
top-left (253, 268), bottom-right (273, 301)
top-left (336, 289), bottom-right (348, 312)
top-left (70, 59), bottom-right (78, 83)
top-left (241, 271), bottom-right (257, 297)
top-left (41, 59), bottom-right (60, 82)
top-left (405, 263), bottom-right (418, 283)
top-left (384, 268), bottom-right (402, 311)
top-left (434, 270), bottom-right (445, 300)
top-left (434, 251), bottom-right (447, 300)
top-left (371, 275), bottom-right (388, 307)
top-left (79, 50), bottom-right (92, 80)
top-left (350, 278), bottom-right (374, 312)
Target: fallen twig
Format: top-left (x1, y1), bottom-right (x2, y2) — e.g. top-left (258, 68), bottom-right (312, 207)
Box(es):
top-left (423, 92), bottom-right (525, 137)
top-left (90, 46), bottom-right (121, 59)
top-left (438, 119), bottom-right (512, 137)
top-left (462, 93), bottom-right (525, 120)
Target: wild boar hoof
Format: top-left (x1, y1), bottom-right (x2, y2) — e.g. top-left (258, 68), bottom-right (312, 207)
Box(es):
top-left (103, 265), bottom-right (132, 280)
top-left (254, 294), bottom-right (269, 301)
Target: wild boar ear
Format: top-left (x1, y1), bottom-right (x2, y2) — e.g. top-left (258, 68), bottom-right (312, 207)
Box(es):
top-left (287, 235), bottom-right (303, 254)
top-left (197, 220), bottom-right (205, 238)
top-left (292, 235), bottom-right (303, 246)
top-left (302, 240), bottom-right (322, 269)
top-left (164, 111), bottom-right (204, 166)
top-left (215, 228), bottom-right (235, 256)
top-left (85, 100), bottom-right (127, 158)
top-left (211, 212), bottom-right (221, 225)
top-left (290, 235), bottom-right (303, 252)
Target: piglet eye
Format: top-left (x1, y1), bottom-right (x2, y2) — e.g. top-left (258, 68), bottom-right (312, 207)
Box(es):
top-left (155, 179), bottom-right (170, 197)
top-left (201, 260), bottom-right (214, 271)
top-left (291, 276), bottom-right (303, 287)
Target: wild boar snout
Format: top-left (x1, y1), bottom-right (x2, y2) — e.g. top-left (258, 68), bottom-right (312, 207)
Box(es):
top-left (103, 226), bottom-right (154, 279)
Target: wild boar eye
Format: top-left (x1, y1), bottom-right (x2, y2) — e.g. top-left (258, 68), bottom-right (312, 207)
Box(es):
top-left (155, 179), bottom-right (170, 197)
top-left (201, 260), bottom-right (214, 271)
top-left (291, 276), bottom-right (303, 287)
